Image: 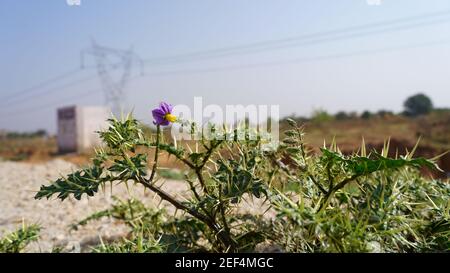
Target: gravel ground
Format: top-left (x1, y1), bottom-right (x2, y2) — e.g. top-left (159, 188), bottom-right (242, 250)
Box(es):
top-left (0, 159), bottom-right (272, 252)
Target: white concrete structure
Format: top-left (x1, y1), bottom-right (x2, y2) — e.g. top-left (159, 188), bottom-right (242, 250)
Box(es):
top-left (57, 106), bottom-right (110, 153)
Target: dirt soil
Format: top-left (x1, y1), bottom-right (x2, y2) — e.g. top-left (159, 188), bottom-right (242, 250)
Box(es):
top-left (0, 159), bottom-right (271, 252)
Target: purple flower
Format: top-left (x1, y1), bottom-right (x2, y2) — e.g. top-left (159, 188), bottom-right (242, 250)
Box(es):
top-left (152, 102), bottom-right (177, 126)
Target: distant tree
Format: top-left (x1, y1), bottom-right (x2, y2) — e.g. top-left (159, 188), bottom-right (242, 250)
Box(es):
top-left (377, 110), bottom-right (394, 118)
top-left (348, 111), bottom-right (358, 119)
top-left (34, 129), bottom-right (47, 138)
top-left (5, 129), bottom-right (48, 139)
top-left (335, 111), bottom-right (349, 120)
top-left (361, 110), bottom-right (372, 120)
top-left (432, 107), bottom-right (450, 114)
top-left (311, 109), bottom-right (333, 123)
top-left (403, 93), bottom-right (433, 117)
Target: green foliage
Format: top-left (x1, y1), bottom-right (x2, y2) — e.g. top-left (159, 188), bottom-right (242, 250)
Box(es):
top-left (377, 110), bottom-right (394, 118)
top-left (98, 114), bottom-right (145, 151)
top-left (404, 93), bottom-right (434, 117)
top-left (158, 168), bottom-right (186, 180)
top-left (35, 113), bottom-right (449, 253)
top-left (335, 111), bottom-right (350, 120)
top-left (93, 237), bottom-right (164, 253)
top-left (311, 109), bottom-right (333, 123)
top-left (73, 197), bottom-right (210, 252)
top-left (269, 121), bottom-right (449, 252)
top-left (108, 153), bottom-right (148, 180)
top-left (361, 110), bottom-right (372, 119)
top-left (4, 129), bottom-right (47, 139)
top-left (319, 148), bottom-right (439, 180)
top-left (214, 158), bottom-right (267, 204)
top-left (334, 111), bottom-right (357, 121)
top-left (270, 171), bottom-right (450, 252)
top-left (0, 224), bottom-right (40, 253)
top-left (72, 197), bottom-right (166, 234)
top-left (35, 165), bottom-right (104, 200)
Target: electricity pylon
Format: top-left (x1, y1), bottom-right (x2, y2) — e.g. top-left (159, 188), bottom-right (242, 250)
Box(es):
top-left (81, 40), bottom-right (143, 116)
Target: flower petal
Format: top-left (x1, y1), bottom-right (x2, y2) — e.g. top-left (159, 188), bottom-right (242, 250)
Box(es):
top-left (160, 102), bottom-right (173, 114)
top-left (159, 119), bottom-right (170, 126)
top-left (152, 109), bottom-right (166, 125)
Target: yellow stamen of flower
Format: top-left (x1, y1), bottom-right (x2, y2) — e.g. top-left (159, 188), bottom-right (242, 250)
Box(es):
top-left (164, 113), bottom-right (177, 123)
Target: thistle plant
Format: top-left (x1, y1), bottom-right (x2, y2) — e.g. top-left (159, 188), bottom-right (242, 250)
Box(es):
top-left (268, 119), bottom-right (449, 252)
top-left (34, 104), bottom-right (449, 253)
top-left (0, 223), bottom-right (40, 253)
top-left (36, 102), bottom-right (272, 252)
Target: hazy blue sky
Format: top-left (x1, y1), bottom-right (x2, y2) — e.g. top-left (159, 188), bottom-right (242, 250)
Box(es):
top-left (1, 0), bottom-right (450, 132)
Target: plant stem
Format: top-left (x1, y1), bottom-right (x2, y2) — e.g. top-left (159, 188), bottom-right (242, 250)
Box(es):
top-left (218, 184), bottom-right (232, 237)
top-left (138, 127), bottom-right (235, 252)
top-left (195, 168), bottom-right (209, 195)
top-left (317, 174), bottom-right (359, 213)
top-left (139, 177), bottom-right (208, 222)
top-left (149, 125), bottom-right (161, 183)
top-left (140, 176), bottom-right (235, 251)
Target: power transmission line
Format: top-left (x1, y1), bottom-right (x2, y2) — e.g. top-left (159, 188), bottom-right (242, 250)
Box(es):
top-left (0, 73), bottom-right (99, 109)
top-left (0, 67), bottom-right (83, 102)
top-left (3, 9), bottom-right (450, 114)
top-left (0, 61), bottom-right (118, 107)
top-left (0, 61), bottom-right (126, 110)
top-left (0, 88), bottom-right (104, 120)
top-left (141, 9), bottom-right (450, 66)
top-left (3, 38), bottom-right (448, 119)
top-left (4, 9), bottom-right (450, 106)
top-left (145, 18), bottom-right (450, 65)
top-left (0, 73), bottom-right (144, 119)
top-left (133, 38), bottom-right (450, 77)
